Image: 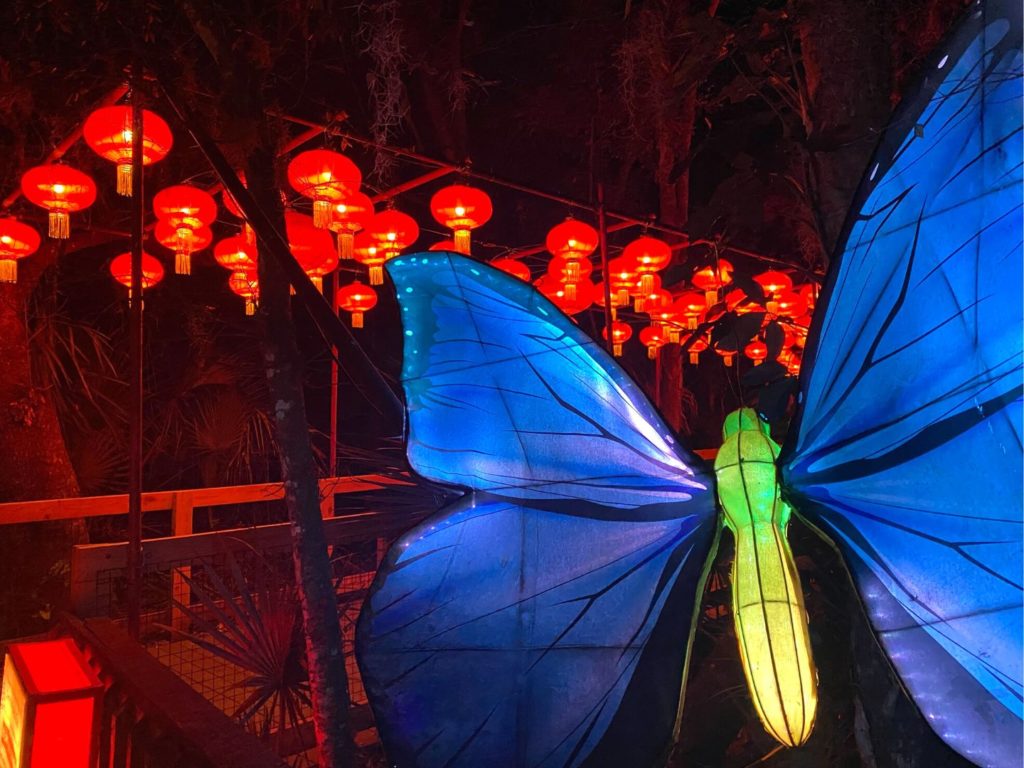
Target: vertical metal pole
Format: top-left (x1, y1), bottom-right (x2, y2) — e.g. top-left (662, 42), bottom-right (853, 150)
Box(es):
top-left (328, 272), bottom-right (339, 484)
top-left (597, 184), bottom-right (614, 354)
top-left (126, 76), bottom-right (145, 639)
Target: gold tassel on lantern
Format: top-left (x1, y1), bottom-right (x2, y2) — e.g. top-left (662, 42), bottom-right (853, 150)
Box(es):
top-left (689, 351), bottom-right (700, 364)
top-left (245, 298), bottom-right (256, 316)
top-left (49, 211), bottom-right (70, 239)
top-left (640, 273), bottom-right (655, 296)
top-left (313, 199), bottom-right (332, 229)
top-left (453, 228), bottom-right (471, 255)
top-left (117, 163), bottom-right (132, 197)
top-left (635, 294), bottom-right (647, 313)
top-left (352, 311), bottom-right (364, 329)
top-left (0, 259), bottom-right (16, 284)
top-left (704, 289), bottom-right (719, 305)
top-left (564, 282), bottom-right (578, 302)
top-left (369, 265), bottom-right (384, 286)
top-left (688, 317), bottom-right (698, 330)
top-left (668, 326), bottom-right (680, 344)
top-left (613, 343), bottom-right (623, 357)
top-left (647, 346), bottom-right (658, 359)
top-left (723, 352), bottom-right (734, 367)
top-left (338, 232), bottom-right (355, 260)
top-left (311, 275), bottom-right (323, 292)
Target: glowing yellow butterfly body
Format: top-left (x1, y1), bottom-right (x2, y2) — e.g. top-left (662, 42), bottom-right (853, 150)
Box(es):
top-left (714, 408), bottom-right (818, 747)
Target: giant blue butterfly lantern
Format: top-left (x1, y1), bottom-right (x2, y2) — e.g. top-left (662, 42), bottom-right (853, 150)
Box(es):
top-left (355, 2), bottom-right (1023, 766)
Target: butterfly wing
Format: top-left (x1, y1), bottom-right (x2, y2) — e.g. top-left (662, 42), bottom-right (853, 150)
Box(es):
top-left (356, 252), bottom-right (718, 767)
top-left (781, 3), bottom-right (1023, 765)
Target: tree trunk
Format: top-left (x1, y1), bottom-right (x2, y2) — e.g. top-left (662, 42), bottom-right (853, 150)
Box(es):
top-left (248, 143), bottom-right (355, 768)
top-left (0, 246), bottom-right (85, 639)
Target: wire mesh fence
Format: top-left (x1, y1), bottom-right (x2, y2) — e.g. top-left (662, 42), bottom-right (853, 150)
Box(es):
top-left (77, 510), bottom-right (419, 766)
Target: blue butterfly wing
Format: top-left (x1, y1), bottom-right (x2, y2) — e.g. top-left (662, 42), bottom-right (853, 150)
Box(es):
top-left (781, 3), bottom-right (1023, 765)
top-left (356, 253), bottom-right (718, 767)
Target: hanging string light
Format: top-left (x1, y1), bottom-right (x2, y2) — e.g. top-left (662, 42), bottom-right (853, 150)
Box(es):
top-left (109, 252), bottom-right (164, 300)
top-left (287, 149), bottom-right (362, 229)
top-left (0, 219), bottom-right (41, 284)
top-left (21, 165), bottom-right (96, 239)
top-left (692, 258), bottom-right (734, 305)
top-left (602, 320), bottom-right (633, 357)
top-left (490, 258), bottom-right (531, 281)
top-left (623, 236), bottom-right (671, 297)
top-left (430, 184), bottom-right (493, 255)
top-left (639, 324), bottom-right (669, 359)
top-left (82, 106), bottom-right (173, 196)
top-left (365, 209), bottom-right (419, 285)
top-left (546, 218), bottom-right (597, 298)
top-left (337, 280), bottom-right (378, 328)
top-left (330, 190), bottom-right (374, 260)
top-left (152, 185), bottom-right (218, 274)
top-left (228, 270), bottom-right (259, 315)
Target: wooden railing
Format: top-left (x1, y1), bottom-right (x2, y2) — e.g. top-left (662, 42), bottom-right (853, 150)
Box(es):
top-left (62, 615), bottom-right (288, 768)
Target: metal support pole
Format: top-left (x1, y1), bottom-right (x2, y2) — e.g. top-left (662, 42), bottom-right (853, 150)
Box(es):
top-left (126, 75), bottom-right (145, 639)
top-left (598, 184), bottom-right (614, 355)
top-left (328, 273), bottom-right (339, 482)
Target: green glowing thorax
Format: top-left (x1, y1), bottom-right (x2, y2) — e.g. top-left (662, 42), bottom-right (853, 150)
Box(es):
top-left (715, 407), bottom-right (792, 531)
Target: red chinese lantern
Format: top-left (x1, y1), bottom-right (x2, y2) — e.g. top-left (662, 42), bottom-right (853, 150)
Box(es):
top-left (538, 276), bottom-right (595, 315)
top-left (715, 344), bottom-right (736, 367)
top-left (0, 638), bottom-right (103, 768)
top-left (797, 283), bottom-right (819, 314)
top-left (546, 219), bottom-right (597, 288)
top-left (754, 269), bottom-right (793, 313)
top-left (285, 211), bottom-right (336, 291)
top-left (353, 233), bottom-right (386, 285)
top-left (593, 282), bottom-right (619, 320)
top-left (228, 270), bottom-right (259, 315)
top-left (648, 300), bottom-right (683, 342)
top-left (607, 256), bottom-right (638, 306)
top-left (365, 210), bottom-right (419, 284)
top-left (330, 190), bottom-right (374, 260)
top-left (745, 339), bottom-right (769, 365)
top-left (684, 335), bottom-right (708, 365)
top-left (624, 236), bottom-right (671, 297)
top-left (631, 272), bottom-right (662, 313)
top-left (639, 324), bottom-right (669, 359)
top-left (82, 106), bottom-right (173, 196)
top-left (429, 239), bottom-right (457, 252)
top-left (548, 253), bottom-right (594, 301)
top-left (287, 149), bottom-right (362, 229)
top-left (775, 290), bottom-right (808, 318)
top-left (691, 259), bottom-right (733, 305)
top-left (724, 288), bottom-right (759, 315)
top-left (430, 184), bottom-right (493, 255)
top-left (642, 288), bottom-right (672, 315)
top-left (155, 221), bottom-right (213, 275)
top-left (213, 235), bottom-right (257, 272)
top-left (602, 320), bottom-right (633, 357)
top-left (109, 252), bottom-right (164, 299)
top-left (152, 185), bottom-right (217, 274)
top-left (337, 280), bottom-right (378, 328)
top-left (0, 219), bottom-right (41, 284)
top-left (491, 258), bottom-right (531, 281)
top-left (20, 165), bottom-right (96, 239)
top-left (674, 292), bottom-right (705, 330)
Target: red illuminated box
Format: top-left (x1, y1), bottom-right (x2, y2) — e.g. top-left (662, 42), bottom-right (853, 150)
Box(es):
top-left (0, 638), bottom-right (102, 768)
